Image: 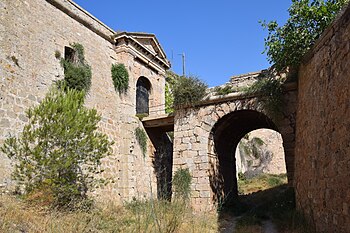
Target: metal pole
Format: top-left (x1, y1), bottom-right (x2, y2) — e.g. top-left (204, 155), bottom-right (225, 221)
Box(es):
top-left (182, 53), bottom-right (186, 77)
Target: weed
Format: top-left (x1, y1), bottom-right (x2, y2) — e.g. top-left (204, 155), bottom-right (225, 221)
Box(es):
top-left (135, 127), bottom-right (147, 157)
top-left (172, 168), bottom-right (192, 200)
top-left (111, 63), bottom-right (129, 93)
top-left (213, 85), bottom-right (236, 96)
top-left (55, 50), bottom-right (61, 59)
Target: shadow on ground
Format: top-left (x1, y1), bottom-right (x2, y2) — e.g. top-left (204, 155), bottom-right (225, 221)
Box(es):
top-left (217, 185), bottom-right (303, 233)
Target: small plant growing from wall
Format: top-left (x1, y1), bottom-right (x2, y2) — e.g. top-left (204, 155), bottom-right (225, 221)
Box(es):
top-left (135, 127), bottom-right (147, 157)
top-left (1, 86), bottom-right (113, 209)
top-left (111, 63), bottom-right (129, 93)
top-left (54, 50), bottom-right (61, 59)
top-left (213, 85), bottom-right (237, 96)
top-left (60, 43), bottom-right (92, 92)
top-left (165, 71), bottom-right (181, 114)
top-left (172, 168), bottom-right (192, 200)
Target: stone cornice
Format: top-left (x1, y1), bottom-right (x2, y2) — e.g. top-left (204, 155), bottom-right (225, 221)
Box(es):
top-left (46, 0), bottom-right (115, 43)
top-left (114, 34), bottom-right (171, 74)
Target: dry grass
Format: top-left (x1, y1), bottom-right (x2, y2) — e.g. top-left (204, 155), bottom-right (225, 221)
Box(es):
top-left (238, 173), bottom-right (288, 194)
top-left (0, 194), bottom-right (217, 233)
top-left (235, 225), bottom-right (264, 233)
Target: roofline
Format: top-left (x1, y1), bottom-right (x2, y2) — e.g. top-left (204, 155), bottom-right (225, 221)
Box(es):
top-left (113, 31), bottom-right (168, 61)
top-left (46, 0), bottom-right (115, 42)
top-left (113, 32), bottom-right (170, 69)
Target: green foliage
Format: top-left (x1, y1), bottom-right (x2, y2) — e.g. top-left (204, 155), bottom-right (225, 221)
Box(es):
top-left (172, 168), bottom-right (192, 200)
top-left (1, 86), bottom-right (113, 209)
top-left (165, 71), bottom-right (181, 114)
top-left (111, 63), bottom-right (129, 93)
top-left (244, 76), bottom-right (284, 116)
top-left (55, 50), bottom-right (61, 59)
top-left (135, 127), bottom-right (147, 157)
top-left (172, 76), bottom-right (208, 108)
top-left (213, 85), bottom-right (236, 96)
top-left (60, 43), bottom-right (92, 92)
top-left (135, 113), bottom-right (149, 120)
top-left (239, 134), bottom-right (265, 160)
top-left (262, 0), bottom-right (348, 72)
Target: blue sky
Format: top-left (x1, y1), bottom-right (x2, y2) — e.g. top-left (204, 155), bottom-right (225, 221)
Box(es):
top-left (74, 0), bottom-right (292, 87)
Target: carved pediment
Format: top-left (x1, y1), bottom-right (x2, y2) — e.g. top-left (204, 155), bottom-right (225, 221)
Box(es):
top-left (113, 32), bottom-right (170, 73)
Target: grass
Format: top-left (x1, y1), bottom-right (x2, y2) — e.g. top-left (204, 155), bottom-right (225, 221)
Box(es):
top-left (238, 173), bottom-right (288, 194)
top-left (217, 173), bottom-right (312, 233)
top-left (0, 195), bottom-right (217, 233)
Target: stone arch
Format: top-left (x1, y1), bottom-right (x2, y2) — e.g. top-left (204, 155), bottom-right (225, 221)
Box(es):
top-left (136, 76), bottom-right (152, 115)
top-left (208, 108), bottom-right (291, 206)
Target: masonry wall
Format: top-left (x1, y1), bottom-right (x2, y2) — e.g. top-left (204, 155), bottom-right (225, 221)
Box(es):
top-left (0, 0), bottom-right (164, 202)
top-left (173, 88), bottom-right (297, 211)
top-left (294, 5), bottom-right (350, 232)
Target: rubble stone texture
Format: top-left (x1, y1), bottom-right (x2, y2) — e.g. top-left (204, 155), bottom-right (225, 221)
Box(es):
top-left (235, 129), bottom-right (286, 177)
top-left (295, 4), bottom-right (350, 233)
top-left (173, 87), bottom-right (297, 211)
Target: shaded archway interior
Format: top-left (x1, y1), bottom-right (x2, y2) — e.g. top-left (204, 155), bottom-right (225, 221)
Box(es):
top-left (136, 76), bottom-right (151, 115)
top-left (212, 110), bottom-right (280, 204)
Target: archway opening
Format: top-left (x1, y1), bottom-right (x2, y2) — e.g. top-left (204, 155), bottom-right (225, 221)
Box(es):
top-left (136, 77), bottom-right (151, 115)
top-left (236, 129), bottom-right (287, 195)
top-left (210, 110), bottom-right (290, 207)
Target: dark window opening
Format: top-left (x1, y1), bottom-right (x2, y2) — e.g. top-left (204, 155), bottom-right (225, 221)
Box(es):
top-left (64, 46), bottom-right (75, 62)
top-left (136, 77), bottom-right (151, 115)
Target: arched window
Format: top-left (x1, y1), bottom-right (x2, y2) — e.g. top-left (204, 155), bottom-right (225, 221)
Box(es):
top-left (136, 77), bottom-right (151, 115)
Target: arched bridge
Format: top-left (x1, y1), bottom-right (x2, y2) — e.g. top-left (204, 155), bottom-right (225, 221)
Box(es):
top-left (171, 71), bottom-right (298, 211)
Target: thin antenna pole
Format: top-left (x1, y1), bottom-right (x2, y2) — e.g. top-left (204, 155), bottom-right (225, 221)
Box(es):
top-left (182, 52), bottom-right (186, 77)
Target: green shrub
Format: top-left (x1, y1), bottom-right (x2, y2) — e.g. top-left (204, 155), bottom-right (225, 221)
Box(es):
top-left (262, 0), bottom-right (348, 72)
top-left (172, 168), bottom-right (192, 200)
top-left (54, 50), bottom-right (61, 59)
top-left (1, 86), bottom-right (113, 209)
top-left (135, 127), bottom-right (147, 157)
top-left (111, 63), bottom-right (129, 93)
top-left (213, 85), bottom-right (236, 96)
top-left (165, 71), bottom-right (181, 114)
top-left (173, 76), bottom-right (208, 108)
top-left (244, 76), bottom-right (283, 117)
top-left (60, 43), bottom-right (92, 92)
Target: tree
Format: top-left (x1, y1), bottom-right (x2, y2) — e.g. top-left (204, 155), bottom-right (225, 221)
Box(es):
top-left (262, 0), bottom-right (348, 72)
top-left (1, 86), bottom-right (113, 208)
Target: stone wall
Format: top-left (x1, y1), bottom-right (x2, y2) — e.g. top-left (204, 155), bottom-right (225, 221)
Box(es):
top-left (295, 4), bottom-right (350, 232)
top-left (0, 0), bottom-right (167, 202)
top-left (173, 87), bottom-right (297, 211)
top-left (235, 129), bottom-right (286, 177)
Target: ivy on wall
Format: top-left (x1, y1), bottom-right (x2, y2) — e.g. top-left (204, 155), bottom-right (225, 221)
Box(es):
top-left (111, 63), bottom-right (129, 93)
top-left (60, 43), bottom-right (92, 92)
top-left (243, 74), bottom-right (284, 119)
top-left (135, 127), bottom-right (147, 157)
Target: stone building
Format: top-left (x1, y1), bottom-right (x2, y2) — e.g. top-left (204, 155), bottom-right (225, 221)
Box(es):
top-left (1, 0), bottom-right (349, 232)
top-left (0, 0), bottom-right (171, 202)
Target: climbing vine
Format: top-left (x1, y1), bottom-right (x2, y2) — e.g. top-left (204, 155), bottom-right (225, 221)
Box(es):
top-left (164, 71), bottom-right (180, 114)
top-left (60, 43), bottom-right (92, 92)
top-left (111, 63), bottom-right (129, 93)
top-left (243, 73), bottom-right (284, 118)
top-left (172, 168), bottom-right (192, 200)
top-left (135, 127), bottom-right (147, 157)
